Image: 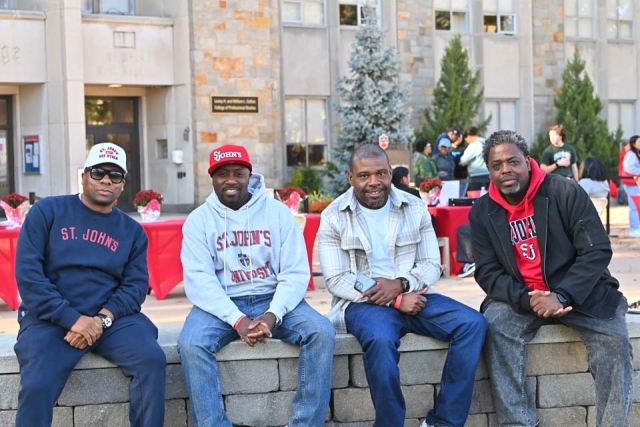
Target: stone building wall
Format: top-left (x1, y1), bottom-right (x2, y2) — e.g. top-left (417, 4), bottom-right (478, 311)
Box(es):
top-left (189, 0), bottom-right (283, 203)
top-left (396, 0), bottom-right (435, 127)
top-left (530, 0), bottom-right (566, 138)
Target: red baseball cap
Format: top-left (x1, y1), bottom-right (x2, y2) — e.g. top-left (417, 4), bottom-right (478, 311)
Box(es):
top-left (208, 145), bottom-right (253, 175)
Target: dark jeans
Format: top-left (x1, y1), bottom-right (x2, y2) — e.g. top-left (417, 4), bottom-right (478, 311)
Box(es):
top-left (14, 313), bottom-right (166, 427)
top-left (345, 294), bottom-right (487, 427)
top-left (483, 298), bottom-right (633, 427)
top-left (456, 224), bottom-right (474, 264)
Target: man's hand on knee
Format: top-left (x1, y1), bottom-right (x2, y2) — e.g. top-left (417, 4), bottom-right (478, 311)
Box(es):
top-left (247, 313), bottom-right (276, 344)
top-left (236, 317), bottom-right (261, 347)
top-left (398, 288), bottom-right (428, 315)
top-left (64, 331), bottom-right (89, 349)
top-left (70, 315), bottom-right (103, 345)
top-left (528, 290), bottom-right (572, 318)
top-left (364, 278), bottom-right (403, 305)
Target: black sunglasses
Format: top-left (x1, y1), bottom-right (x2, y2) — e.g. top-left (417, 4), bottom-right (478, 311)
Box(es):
top-left (86, 167), bottom-right (126, 183)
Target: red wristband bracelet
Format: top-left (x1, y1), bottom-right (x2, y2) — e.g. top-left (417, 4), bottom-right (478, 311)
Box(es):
top-left (393, 294), bottom-right (403, 310)
top-left (233, 315), bottom-right (247, 331)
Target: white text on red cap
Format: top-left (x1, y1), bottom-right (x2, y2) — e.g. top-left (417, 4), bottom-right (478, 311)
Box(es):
top-left (213, 151), bottom-right (245, 162)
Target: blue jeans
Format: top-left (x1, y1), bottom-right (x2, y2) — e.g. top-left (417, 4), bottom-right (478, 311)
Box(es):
top-left (483, 298), bottom-right (633, 427)
top-left (177, 295), bottom-right (335, 427)
top-left (623, 184), bottom-right (640, 231)
top-left (345, 293), bottom-right (487, 427)
top-left (14, 314), bottom-right (166, 427)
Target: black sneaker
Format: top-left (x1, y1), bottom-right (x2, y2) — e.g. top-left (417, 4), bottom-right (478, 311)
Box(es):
top-left (458, 263), bottom-right (475, 278)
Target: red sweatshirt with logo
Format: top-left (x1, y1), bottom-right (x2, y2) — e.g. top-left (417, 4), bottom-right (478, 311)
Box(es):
top-left (488, 159), bottom-right (548, 291)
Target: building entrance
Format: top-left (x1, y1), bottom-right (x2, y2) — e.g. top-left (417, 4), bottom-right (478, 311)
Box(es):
top-left (85, 97), bottom-right (140, 211)
top-left (0, 96), bottom-right (14, 203)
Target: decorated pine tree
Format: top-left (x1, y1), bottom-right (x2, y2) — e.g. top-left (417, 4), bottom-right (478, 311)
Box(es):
top-left (327, 7), bottom-right (414, 196)
top-left (529, 49), bottom-right (622, 174)
top-left (415, 35), bottom-right (490, 145)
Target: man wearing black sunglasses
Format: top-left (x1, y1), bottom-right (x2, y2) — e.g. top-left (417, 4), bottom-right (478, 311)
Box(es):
top-left (13, 143), bottom-right (166, 426)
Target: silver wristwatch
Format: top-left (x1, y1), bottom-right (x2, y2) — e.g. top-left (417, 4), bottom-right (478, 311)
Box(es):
top-left (96, 313), bottom-right (112, 329)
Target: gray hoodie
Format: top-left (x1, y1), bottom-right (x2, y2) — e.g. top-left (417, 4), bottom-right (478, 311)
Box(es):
top-left (181, 173), bottom-right (309, 327)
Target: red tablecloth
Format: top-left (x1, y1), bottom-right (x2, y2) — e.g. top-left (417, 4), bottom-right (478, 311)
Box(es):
top-left (301, 213), bottom-right (321, 290)
top-left (0, 226), bottom-right (20, 310)
top-left (140, 219), bottom-right (185, 300)
top-left (428, 206), bottom-right (472, 277)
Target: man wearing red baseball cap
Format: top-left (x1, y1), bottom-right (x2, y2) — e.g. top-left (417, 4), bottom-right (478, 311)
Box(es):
top-left (179, 144), bottom-right (335, 427)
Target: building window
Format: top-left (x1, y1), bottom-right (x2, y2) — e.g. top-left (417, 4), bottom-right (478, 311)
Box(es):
top-left (435, 0), bottom-right (468, 32)
top-left (82, 0), bottom-right (134, 15)
top-left (485, 100), bottom-right (517, 136)
top-left (565, 0), bottom-right (594, 38)
top-left (283, 0), bottom-right (325, 25)
top-left (608, 101), bottom-right (635, 137)
top-left (483, 0), bottom-right (515, 34)
top-left (607, 0), bottom-right (633, 39)
top-left (339, 0), bottom-right (379, 26)
top-left (285, 98), bottom-right (328, 167)
top-left (0, 0), bottom-right (8, 9)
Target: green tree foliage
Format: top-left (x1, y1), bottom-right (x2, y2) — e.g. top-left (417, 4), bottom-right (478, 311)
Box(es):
top-left (328, 7), bottom-right (414, 196)
top-left (287, 166), bottom-right (325, 193)
top-left (529, 49), bottom-right (622, 175)
top-left (415, 35), bottom-right (490, 146)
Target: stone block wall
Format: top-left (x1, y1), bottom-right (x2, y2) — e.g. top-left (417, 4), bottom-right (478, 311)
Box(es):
top-left (0, 322), bottom-right (639, 426)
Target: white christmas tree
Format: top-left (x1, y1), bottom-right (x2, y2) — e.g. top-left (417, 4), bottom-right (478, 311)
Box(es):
top-left (328, 7), bottom-right (414, 196)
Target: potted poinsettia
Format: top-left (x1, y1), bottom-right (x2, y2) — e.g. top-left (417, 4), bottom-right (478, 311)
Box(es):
top-left (133, 189), bottom-right (163, 222)
top-left (419, 178), bottom-right (443, 206)
top-left (0, 192), bottom-right (30, 228)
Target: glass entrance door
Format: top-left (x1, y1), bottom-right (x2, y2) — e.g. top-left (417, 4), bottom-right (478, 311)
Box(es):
top-left (0, 97), bottom-right (13, 203)
top-left (85, 98), bottom-right (140, 211)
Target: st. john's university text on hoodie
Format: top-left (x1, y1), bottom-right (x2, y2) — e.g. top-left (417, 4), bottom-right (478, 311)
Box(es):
top-left (180, 173), bottom-right (310, 327)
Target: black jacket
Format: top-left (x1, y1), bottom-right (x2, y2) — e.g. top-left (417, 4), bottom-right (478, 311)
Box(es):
top-left (394, 183), bottom-right (420, 199)
top-left (469, 174), bottom-right (621, 319)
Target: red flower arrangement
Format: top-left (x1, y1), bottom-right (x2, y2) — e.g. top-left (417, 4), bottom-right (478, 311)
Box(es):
top-left (278, 186), bottom-right (306, 202)
top-left (419, 178), bottom-right (443, 193)
top-left (2, 193), bottom-right (29, 209)
top-left (133, 189), bottom-right (164, 208)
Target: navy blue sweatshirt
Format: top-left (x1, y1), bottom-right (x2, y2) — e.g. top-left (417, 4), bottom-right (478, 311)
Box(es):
top-left (15, 195), bottom-right (149, 331)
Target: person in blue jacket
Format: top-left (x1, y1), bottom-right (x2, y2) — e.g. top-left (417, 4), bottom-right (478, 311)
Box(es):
top-left (13, 143), bottom-right (166, 427)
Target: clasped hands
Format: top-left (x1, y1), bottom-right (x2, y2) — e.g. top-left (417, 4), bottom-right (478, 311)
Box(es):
top-left (64, 315), bottom-right (103, 350)
top-left (528, 290), bottom-right (572, 318)
top-left (362, 277), bottom-right (428, 315)
top-left (236, 313), bottom-right (278, 347)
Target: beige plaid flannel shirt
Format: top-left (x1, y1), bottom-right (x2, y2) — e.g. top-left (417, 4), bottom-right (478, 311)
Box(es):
top-left (318, 186), bottom-right (442, 333)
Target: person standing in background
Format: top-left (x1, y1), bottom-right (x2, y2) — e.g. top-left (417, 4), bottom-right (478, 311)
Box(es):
top-left (540, 124), bottom-right (579, 181)
top-left (450, 134), bottom-right (468, 180)
top-left (413, 138), bottom-right (438, 187)
top-left (459, 126), bottom-right (489, 191)
top-left (622, 135), bottom-right (640, 238)
top-left (433, 139), bottom-right (456, 181)
top-left (618, 140), bottom-right (632, 205)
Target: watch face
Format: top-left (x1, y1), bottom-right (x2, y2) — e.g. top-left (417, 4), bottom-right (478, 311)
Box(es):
top-left (102, 316), bottom-right (112, 328)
